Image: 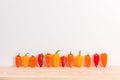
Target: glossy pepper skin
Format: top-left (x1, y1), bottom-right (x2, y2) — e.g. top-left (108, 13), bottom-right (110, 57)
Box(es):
top-left (93, 53), bottom-right (99, 67)
top-left (15, 53), bottom-right (21, 67)
top-left (75, 51), bottom-right (83, 67)
top-left (29, 55), bottom-right (37, 68)
top-left (46, 53), bottom-right (52, 67)
top-left (38, 54), bottom-right (44, 67)
top-left (53, 50), bottom-right (60, 67)
top-left (23, 53), bottom-right (29, 67)
top-left (84, 54), bottom-right (91, 68)
top-left (68, 51), bottom-right (74, 67)
top-left (101, 53), bottom-right (107, 67)
top-left (61, 56), bottom-right (67, 67)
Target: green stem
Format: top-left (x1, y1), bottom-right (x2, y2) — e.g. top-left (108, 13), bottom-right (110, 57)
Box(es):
top-left (25, 53), bottom-right (29, 56)
top-left (87, 53), bottom-right (89, 56)
top-left (56, 50), bottom-right (61, 53)
top-left (70, 51), bottom-right (72, 54)
top-left (31, 55), bottom-right (34, 57)
top-left (41, 53), bottom-right (44, 57)
top-left (47, 53), bottom-right (50, 55)
top-left (79, 51), bottom-right (81, 56)
top-left (17, 53), bottom-right (20, 57)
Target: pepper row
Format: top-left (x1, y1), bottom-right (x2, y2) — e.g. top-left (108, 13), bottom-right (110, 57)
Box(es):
top-left (15, 50), bottom-right (107, 68)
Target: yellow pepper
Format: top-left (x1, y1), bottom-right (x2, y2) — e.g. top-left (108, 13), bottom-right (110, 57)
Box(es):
top-left (75, 51), bottom-right (83, 67)
top-left (23, 53), bottom-right (29, 67)
top-left (53, 50), bottom-right (60, 67)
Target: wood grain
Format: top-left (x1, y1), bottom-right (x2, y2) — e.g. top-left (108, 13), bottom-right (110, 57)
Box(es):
top-left (0, 66), bottom-right (120, 80)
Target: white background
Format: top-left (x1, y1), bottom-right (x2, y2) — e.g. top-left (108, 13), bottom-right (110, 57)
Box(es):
top-left (0, 0), bottom-right (120, 66)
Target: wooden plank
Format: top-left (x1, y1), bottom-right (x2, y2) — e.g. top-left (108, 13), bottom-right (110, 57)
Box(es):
top-left (0, 66), bottom-right (120, 80)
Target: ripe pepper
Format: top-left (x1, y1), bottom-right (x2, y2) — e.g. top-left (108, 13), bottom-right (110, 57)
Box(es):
top-left (53, 50), bottom-right (60, 67)
top-left (93, 53), bottom-right (99, 67)
top-left (84, 54), bottom-right (91, 68)
top-left (68, 51), bottom-right (74, 67)
top-left (38, 53), bottom-right (44, 67)
top-left (101, 53), bottom-right (107, 67)
top-left (29, 55), bottom-right (37, 68)
top-left (15, 53), bottom-right (21, 67)
top-left (75, 51), bottom-right (83, 67)
top-left (61, 56), bottom-right (67, 67)
top-left (46, 53), bottom-right (52, 67)
top-left (23, 53), bottom-right (29, 67)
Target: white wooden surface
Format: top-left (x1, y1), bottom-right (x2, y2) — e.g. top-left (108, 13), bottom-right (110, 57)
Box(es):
top-left (0, 66), bottom-right (120, 80)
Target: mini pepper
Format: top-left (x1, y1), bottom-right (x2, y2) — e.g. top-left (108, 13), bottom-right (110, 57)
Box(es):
top-left (23, 53), bottom-right (29, 67)
top-left (46, 53), bottom-right (52, 67)
top-left (68, 51), bottom-right (74, 67)
top-left (93, 53), bottom-right (99, 67)
top-left (84, 54), bottom-right (91, 68)
top-left (29, 55), bottom-right (36, 68)
top-left (53, 50), bottom-right (60, 67)
top-left (101, 52), bottom-right (107, 67)
top-left (75, 51), bottom-right (83, 67)
top-left (38, 53), bottom-right (44, 67)
top-left (61, 55), bottom-right (67, 67)
top-left (15, 53), bottom-right (21, 67)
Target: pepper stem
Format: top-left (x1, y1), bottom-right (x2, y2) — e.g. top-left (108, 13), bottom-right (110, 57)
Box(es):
top-left (17, 53), bottom-right (20, 56)
top-left (56, 50), bottom-right (61, 53)
top-left (70, 51), bottom-right (72, 54)
top-left (87, 53), bottom-right (89, 56)
top-left (41, 53), bottom-right (44, 57)
top-left (79, 51), bottom-right (81, 56)
top-left (31, 55), bottom-right (35, 57)
top-left (25, 53), bottom-right (29, 56)
top-left (47, 53), bottom-right (50, 55)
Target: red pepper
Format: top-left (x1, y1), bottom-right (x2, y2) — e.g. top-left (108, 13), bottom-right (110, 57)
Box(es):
top-left (38, 53), bottom-right (44, 67)
top-left (93, 53), bottom-right (99, 67)
top-left (61, 56), bottom-right (67, 67)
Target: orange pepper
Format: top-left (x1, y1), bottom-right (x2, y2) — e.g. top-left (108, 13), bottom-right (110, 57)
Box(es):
top-left (46, 53), bottom-right (52, 67)
top-left (15, 53), bottom-right (21, 67)
top-left (29, 55), bottom-right (37, 68)
top-left (84, 54), bottom-right (91, 68)
top-left (68, 51), bottom-right (74, 67)
top-left (101, 53), bottom-right (107, 67)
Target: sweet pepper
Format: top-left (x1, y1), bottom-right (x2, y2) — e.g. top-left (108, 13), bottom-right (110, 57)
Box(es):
top-left (93, 53), bottom-right (99, 67)
top-left (53, 50), bottom-right (60, 67)
top-left (29, 55), bottom-right (36, 68)
top-left (68, 51), bottom-right (74, 67)
top-left (15, 53), bottom-right (21, 67)
top-left (46, 53), bottom-right (52, 67)
top-left (101, 53), bottom-right (107, 67)
top-left (23, 53), bottom-right (29, 67)
top-left (75, 51), bottom-right (83, 67)
top-left (38, 53), bottom-right (44, 67)
top-left (61, 55), bottom-right (67, 67)
top-left (84, 54), bottom-right (91, 68)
